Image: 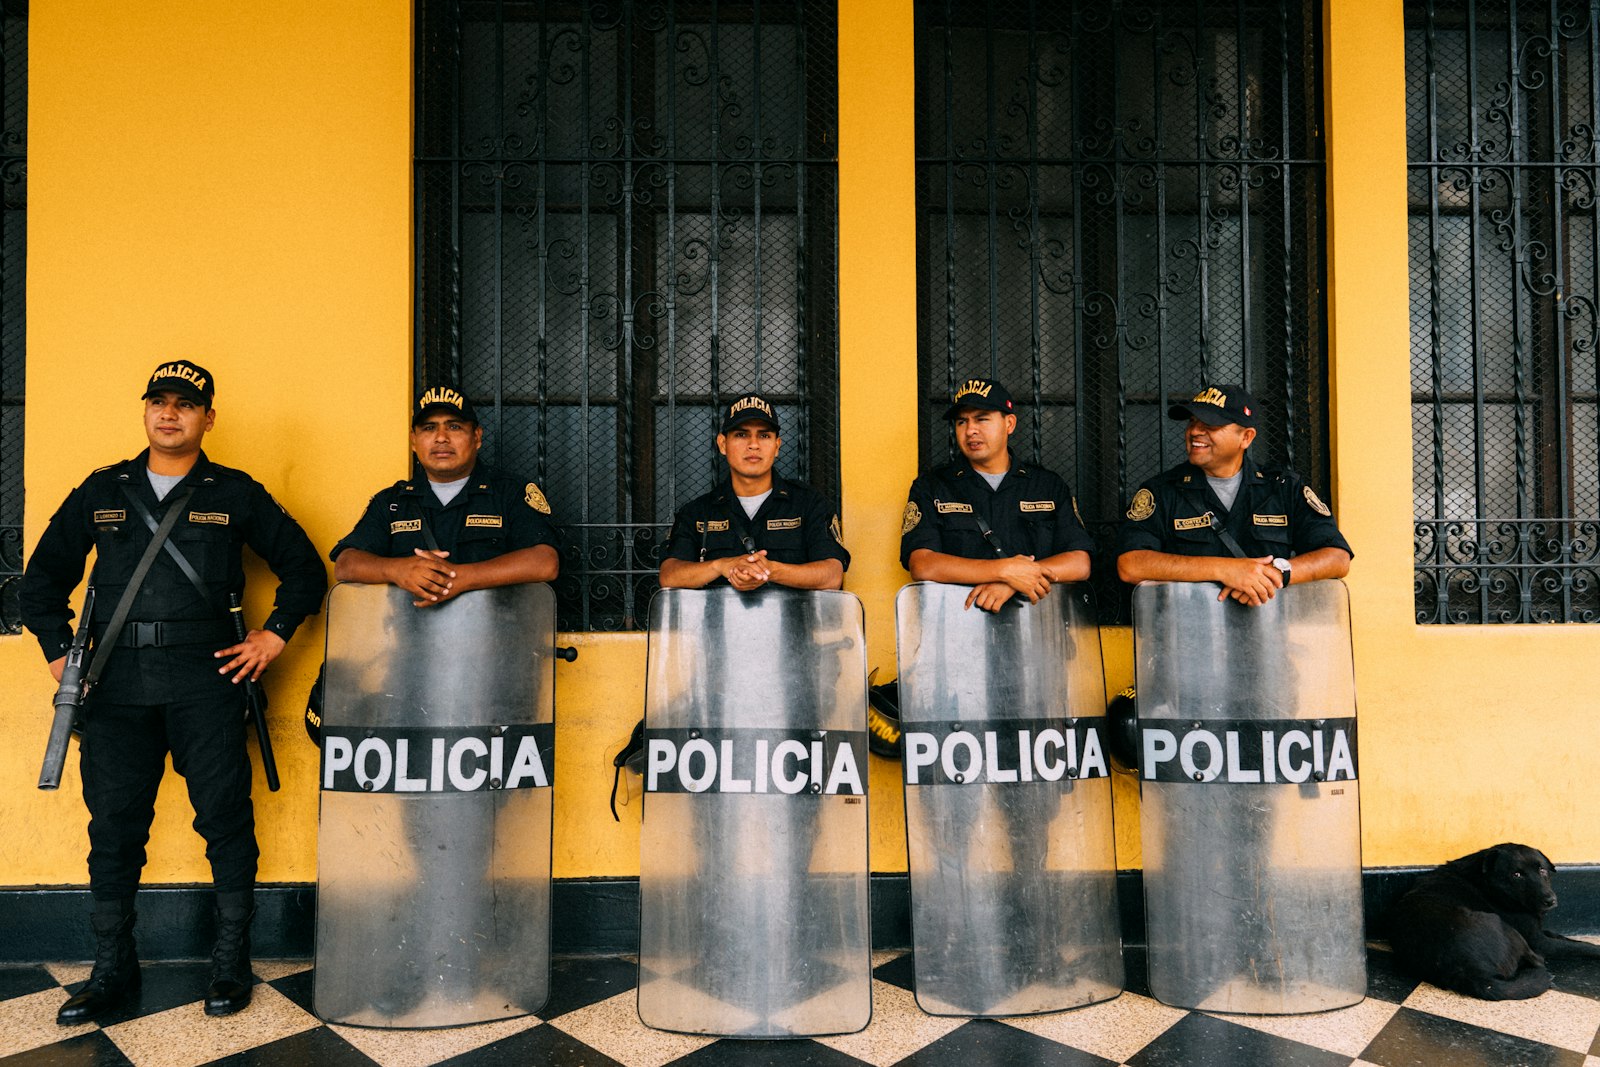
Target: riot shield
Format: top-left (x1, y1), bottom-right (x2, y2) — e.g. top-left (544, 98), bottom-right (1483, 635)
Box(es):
top-left (637, 587), bottom-right (872, 1038)
top-left (895, 582), bottom-right (1123, 1016)
top-left (1133, 580), bottom-right (1363, 1014)
top-left (313, 582), bottom-right (556, 1028)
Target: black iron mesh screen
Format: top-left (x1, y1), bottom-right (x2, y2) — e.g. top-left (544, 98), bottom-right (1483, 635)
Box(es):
top-left (916, 0), bottom-right (1329, 622)
top-left (1408, 0), bottom-right (1600, 623)
top-left (415, 0), bottom-right (840, 630)
top-left (0, 1), bottom-right (24, 635)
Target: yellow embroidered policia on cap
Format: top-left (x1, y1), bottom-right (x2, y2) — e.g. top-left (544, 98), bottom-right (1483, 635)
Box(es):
top-left (420, 386), bottom-right (467, 410)
top-left (727, 395), bottom-right (774, 422)
top-left (954, 378), bottom-right (994, 402)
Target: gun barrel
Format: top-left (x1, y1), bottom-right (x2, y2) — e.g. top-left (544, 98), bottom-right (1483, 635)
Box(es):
top-left (38, 674), bottom-right (83, 790)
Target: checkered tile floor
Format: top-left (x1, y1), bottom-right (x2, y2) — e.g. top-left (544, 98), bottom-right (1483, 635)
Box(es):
top-left (4, 946), bottom-right (1600, 1067)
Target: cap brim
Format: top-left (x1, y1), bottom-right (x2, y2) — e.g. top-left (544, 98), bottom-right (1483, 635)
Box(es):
top-left (143, 384), bottom-right (209, 404)
top-left (721, 413), bottom-right (779, 433)
top-left (943, 400), bottom-right (1011, 420)
top-left (1167, 402), bottom-right (1237, 426)
top-left (413, 403), bottom-right (474, 425)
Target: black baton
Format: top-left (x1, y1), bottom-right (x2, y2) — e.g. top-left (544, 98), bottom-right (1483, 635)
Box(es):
top-left (229, 593), bottom-right (280, 792)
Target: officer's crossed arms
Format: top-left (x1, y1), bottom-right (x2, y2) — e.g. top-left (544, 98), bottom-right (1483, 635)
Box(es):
top-left (1116, 385), bottom-right (1351, 606)
top-left (659, 394), bottom-right (849, 591)
top-left (903, 379), bottom-right (1094, 612)
top-left (331, 388), bottom-right (560, 606)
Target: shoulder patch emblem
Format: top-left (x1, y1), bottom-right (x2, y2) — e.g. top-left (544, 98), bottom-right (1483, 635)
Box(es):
top-left (1304, 485), bottom-right (1331, 517)
top-left (1127, 488), bottom-right (1156, 521)
top-left (525, 482), bottom-right (552, 514)
top-left (830, 514), bottom-right (844, 545)
top-left (902, 501), bottom-right (922, 535)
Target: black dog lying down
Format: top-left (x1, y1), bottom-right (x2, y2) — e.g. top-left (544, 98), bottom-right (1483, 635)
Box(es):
top-left (1389, 843), bottom-right (1600, 1000)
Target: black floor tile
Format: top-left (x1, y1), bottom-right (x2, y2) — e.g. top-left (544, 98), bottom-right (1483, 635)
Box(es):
top-left (873, 953), bottom-right (915, 993)
top-left (202, 1026), bottom-right (376, 1067)
top-left (438, 1023), bottom-right (625, 1066)
top-left (1365, 945), bottom-right (1423, 1004)
top-left (541, 956), bottom-right (639, 1019)
top-left (0, 1031), bottom-right (135, 1067)
top-left (264, 969), bottom-right (314, 1017)
top-left (1360, 1005), bottom-right (1586, 1067)
top-left (1127, 1012), bottom-right (1352, 1067)
top-left (74, 962), bottom-right (224, 1026)
top-left (1548, 959), bottom-right (1600, 1001)
top-left (0, 967), bottom-right (59, 1002)
top-left (894, 1019), bottom-right (1116, 1066)
top-left (666, 1037), bottom-right (866, 1066)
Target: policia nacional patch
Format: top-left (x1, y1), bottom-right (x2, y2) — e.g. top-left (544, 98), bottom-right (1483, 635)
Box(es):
top-left (1304, 485), bottom-right (1331, 516)
top-left (902, 500), bottom-right (922, 534)
top-left (525, 482), bottom-right (552, 514)
top-left (1127, 488), bottom-right (1155, 521)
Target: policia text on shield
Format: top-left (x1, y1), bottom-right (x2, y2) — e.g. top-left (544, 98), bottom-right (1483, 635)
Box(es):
top-left (19, 361), bottom-right (328, 1024)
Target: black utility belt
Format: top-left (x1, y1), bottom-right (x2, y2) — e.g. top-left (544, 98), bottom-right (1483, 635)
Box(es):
top-left (94, 620), bottom-right (233, 649)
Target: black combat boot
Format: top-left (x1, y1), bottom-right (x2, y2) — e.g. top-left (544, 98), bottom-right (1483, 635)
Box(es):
top-left (57, 899), bottom-right (140, 1024)
top-left (203, 891), bottom-right (255, 1016)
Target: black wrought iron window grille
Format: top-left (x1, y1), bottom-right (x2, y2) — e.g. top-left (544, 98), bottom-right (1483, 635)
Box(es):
top-left (916, 0), bottom-right (1330, 623)
top-left (414, 0), bottom-right (840, 631)
top-left (1408, 0), bottom-right (1600, 623)
top-left (0, 1), bottom-right (25, 636)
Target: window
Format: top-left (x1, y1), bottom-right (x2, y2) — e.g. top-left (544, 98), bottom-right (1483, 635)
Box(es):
top-left (1408, 0), bottom-right (1600, 623)
top-left (0, 0), bottom-right (24, 635)
top-left (414, 0), bottom-right (840, 630)
top-left (916, 0), bottom-right (1330, 621)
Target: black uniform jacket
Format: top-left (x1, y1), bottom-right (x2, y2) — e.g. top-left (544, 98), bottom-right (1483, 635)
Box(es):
top-left (900, 459), bottom-right (1096, 568)
top-left (663, 475), bottom-right (850, 576)
top-left (331, 462), bottom-right (560, 564)
top-left (1116, 453), bottom-right (1354, 560)
top-left (20, 450), bottom-right (327, 702)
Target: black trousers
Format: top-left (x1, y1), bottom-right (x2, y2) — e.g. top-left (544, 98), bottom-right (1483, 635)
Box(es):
top-left (79, 691), bottom-right (258, 901)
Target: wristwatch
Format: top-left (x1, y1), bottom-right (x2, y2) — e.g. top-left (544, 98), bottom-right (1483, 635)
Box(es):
top-left (1271, 557), bottom-right (1292, 587)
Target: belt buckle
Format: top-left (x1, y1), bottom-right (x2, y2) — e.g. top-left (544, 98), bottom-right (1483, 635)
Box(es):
top-left (128, 621), bottom-right (164, 648)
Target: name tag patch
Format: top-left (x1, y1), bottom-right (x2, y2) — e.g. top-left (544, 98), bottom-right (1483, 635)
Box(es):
top-left (391, 519), bottom-right (422, 534)
top-left (1019, 500), bottom-right (1056, 513)
top-left (1173, 513), bottom-right (1214, 531)
top-left (1253, 514), bottom-right (1289, 526)
top-left (465, 515), bottom-right (503, 528)
top-left (767, 517), bottom-right (802, 531)
top-left (189, 512), bottom-right (229, 526)
top-left (93, 509), bottom-right (126, 524)
top-left (696, 520), bottom-right (730, 533)
top-left (935, 501), bottom-right (973, 514)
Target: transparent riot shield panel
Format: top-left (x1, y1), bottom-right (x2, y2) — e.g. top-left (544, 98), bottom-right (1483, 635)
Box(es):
top-left (314, 582), bottom-right (556, 1028)
top-left (1134, 580), bottom-right (1363, 1014)
top-left (638, 587), bottom-right (872, 1038)
top-left (895, 582), bottom-right (1123, 1016)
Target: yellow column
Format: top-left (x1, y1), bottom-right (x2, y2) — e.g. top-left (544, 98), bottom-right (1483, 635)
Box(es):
top-left (838, 0), bottom-right (919, 870)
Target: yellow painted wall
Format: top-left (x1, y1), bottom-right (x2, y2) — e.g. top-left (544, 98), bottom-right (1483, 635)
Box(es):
top-left (6, 0), bottom-right (1599, 895)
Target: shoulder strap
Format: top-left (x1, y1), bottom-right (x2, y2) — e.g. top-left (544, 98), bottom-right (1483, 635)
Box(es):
top-left (120, 483), bottom-right (219, 610)
top-left (1177, 482), bottom-right (1247, 559)
top-left (86, 486), bottom-right (196, 685)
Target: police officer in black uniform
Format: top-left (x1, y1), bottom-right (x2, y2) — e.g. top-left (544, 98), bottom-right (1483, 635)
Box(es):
top-left (1116, 384), bottom-right (1351, 597)
top-left (901, 377), bottom-right (1094, 608)
top-left (20, 360), bottom-right (327, 1023)
top-left (331, 386), bottom-right (559, 592)
top-left (659, 393), bottom-right (849, 590)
